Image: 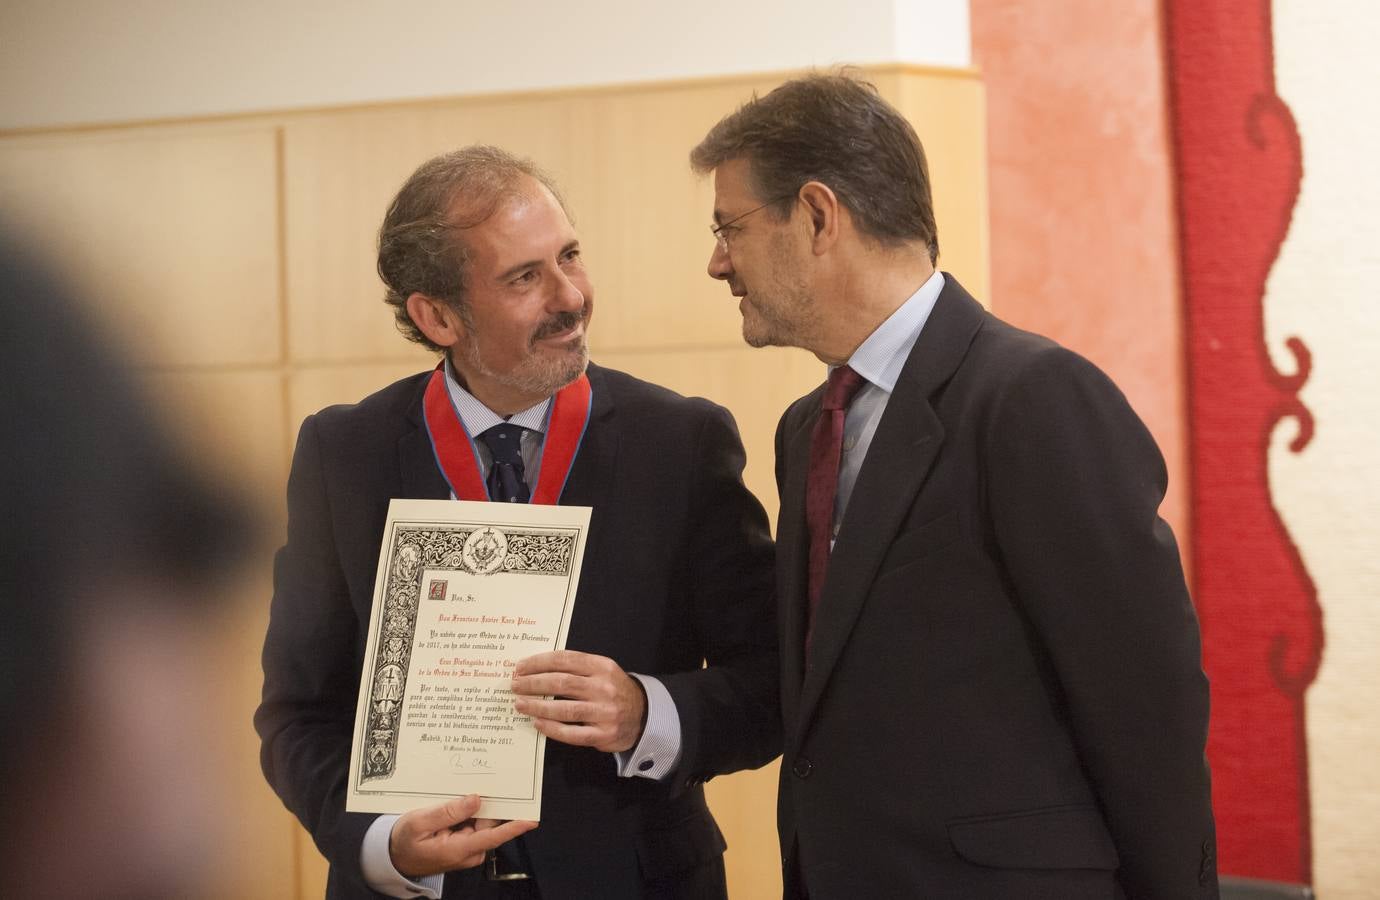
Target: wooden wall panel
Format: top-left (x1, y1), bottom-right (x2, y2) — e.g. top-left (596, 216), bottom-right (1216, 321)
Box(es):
top-left (0, 126), bottom-right (281, 368)
top-left (0, 64), bottom-right (985, 900)
top-left (149, 369), bottom-right (289, 494)
top-left (281, 68), bottom-right (985, 368)
top-left (298, 830), bottom-right (330, 900)
top-left (208, 571), bottom-right (304, 900)
top-left (596, 345), bottom-right (825, 521)
top-left (288, 360), bottom-right (435, 431)
top-left (877, 70), bottom-right (991, 303)
top-left (149, 372), bottom-right (293, 897)
top-left (561, 79), bottom-right (784, 352)
top-left (282, 100), bottom-right (580, 364)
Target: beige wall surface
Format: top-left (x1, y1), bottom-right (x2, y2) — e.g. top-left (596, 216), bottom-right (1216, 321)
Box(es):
top-left (970, 0), bottom-right (1188, 551)
top-left (1270, 2), bottom-right (1380, 897)
top-left (0, 0), bottom-right (970, 130)
top-left (0, 66), bottom-right (987, 899)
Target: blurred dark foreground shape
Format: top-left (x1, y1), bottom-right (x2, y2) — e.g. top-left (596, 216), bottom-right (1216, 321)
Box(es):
top-left (0, 231), bottom-right (255, 899)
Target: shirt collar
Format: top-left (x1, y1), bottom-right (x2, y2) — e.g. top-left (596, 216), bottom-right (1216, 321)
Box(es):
top-left (443, 358), bottom-right (551, 436)
top-left (844, 269), bottom-right (945, 393)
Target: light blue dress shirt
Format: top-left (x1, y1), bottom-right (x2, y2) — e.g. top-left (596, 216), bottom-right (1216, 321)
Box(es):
top-left (831, 269), bottom-right (945, 541)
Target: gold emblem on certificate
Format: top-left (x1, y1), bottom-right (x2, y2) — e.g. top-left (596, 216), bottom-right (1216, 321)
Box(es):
top-left (347, 498), bottom-right (591, 821)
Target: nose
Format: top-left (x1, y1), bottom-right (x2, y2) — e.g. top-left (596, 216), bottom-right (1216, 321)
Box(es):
top-left (551, 268), bottom-right (587, 312)
top-left (707, 241), bottom-right (733, 281)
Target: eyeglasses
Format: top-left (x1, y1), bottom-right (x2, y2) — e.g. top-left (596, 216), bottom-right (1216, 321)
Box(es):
top-left (709, 192), bottom-right (797, 252)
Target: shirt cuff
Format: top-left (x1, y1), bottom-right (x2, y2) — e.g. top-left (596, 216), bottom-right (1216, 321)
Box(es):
top-left (360, 814), bottom-right (445, 899)
top-left (613, 673), bottom-right (682, 780)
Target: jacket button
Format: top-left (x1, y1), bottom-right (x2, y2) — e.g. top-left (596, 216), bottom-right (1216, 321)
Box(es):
top-left (792, 757), bottom-right (813, 778)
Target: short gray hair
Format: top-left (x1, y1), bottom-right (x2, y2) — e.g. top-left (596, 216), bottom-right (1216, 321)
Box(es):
top-left (690, 72), bottom-right (938, 263)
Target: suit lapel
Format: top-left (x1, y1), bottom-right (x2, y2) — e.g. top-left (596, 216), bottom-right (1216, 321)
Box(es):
top-left (400, 379), bottom-right (453, 500)
top-left (793, 395), bottom-right (942, 739)
top-left (777, 389), bottom-right (824, 728)
top-left (792, 276), bottom-right (987, 742)
top-left (553, 364), bottom-right (618, 508)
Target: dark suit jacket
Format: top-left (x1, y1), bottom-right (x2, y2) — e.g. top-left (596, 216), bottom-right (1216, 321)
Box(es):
top-left (774, 276), bottom-right (1217, 900)
top-left (256, 363), bottom-right (779, 899)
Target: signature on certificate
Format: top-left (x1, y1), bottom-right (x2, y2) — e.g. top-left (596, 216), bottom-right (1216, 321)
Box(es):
top-left (449, 752), bottom-right (492, 772)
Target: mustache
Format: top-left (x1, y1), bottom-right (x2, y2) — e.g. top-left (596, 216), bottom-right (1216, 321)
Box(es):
top-left (530, 309), bottom-right (587, 343)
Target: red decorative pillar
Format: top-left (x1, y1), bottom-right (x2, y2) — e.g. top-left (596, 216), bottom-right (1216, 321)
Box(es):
top-left (1164, 0), bottom-right (1322, 882)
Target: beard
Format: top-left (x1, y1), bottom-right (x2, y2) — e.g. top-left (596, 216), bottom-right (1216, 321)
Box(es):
top-left (742, 288), bottom-right (811, 348)
top-left (740, 235), bottom-right (820, 349)
top-left (455, 306), bottom-right (590, 399)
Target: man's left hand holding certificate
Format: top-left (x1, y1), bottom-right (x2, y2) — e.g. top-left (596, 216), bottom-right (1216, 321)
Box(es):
top-left (347, 499), bottom-right (592, 825)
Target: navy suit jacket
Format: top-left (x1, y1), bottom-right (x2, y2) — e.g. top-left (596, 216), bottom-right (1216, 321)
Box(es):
top-left (774, 276), bottom-right (1218, 900)
top-left (256, 363), bottom-right (779, 898)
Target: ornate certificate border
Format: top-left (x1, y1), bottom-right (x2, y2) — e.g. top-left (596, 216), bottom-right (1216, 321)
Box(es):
top-left (357, 523), bottom-right (578, 786)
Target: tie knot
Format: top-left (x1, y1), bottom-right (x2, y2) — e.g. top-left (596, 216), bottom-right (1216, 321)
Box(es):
top-left (821, 365), bottom-right (866, 411)
top-left (479, 422), bottom-right (526, 466)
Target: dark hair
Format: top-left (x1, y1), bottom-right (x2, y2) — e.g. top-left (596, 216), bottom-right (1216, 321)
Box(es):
top-left (690, 72), bottom-right (938, 263)
top-left (376, 146), bottom-right (567, 350)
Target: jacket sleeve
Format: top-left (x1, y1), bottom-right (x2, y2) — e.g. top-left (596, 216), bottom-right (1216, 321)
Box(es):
top-left (254, 414), bottom-right (381, 895)
top-left (984, 346), bottom-right (1218, 899)
top-left (658, 402), bottom-right (782, 786)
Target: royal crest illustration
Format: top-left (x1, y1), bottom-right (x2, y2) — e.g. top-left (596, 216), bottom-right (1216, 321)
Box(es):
top-left (462, 527), bottom-right (507, 575)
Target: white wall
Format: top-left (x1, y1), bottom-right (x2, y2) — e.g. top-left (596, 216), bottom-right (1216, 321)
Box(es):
top-left (0, 0), bottom-right (969, 130)
top-left (1270, 3), bottom-right (1380, 897)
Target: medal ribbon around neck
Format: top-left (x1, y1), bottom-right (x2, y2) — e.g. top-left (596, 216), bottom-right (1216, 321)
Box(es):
top-left (421, 362), bottom-right (593, 505)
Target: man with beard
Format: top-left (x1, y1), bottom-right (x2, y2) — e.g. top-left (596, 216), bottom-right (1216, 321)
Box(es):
top-left (256, 146), bottom-right (779, 899)
top-left (690, 75), bottom-right (1217, 899)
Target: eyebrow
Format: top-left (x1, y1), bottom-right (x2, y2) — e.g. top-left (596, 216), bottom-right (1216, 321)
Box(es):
top-left (495, 240), bottom-right (580, 282)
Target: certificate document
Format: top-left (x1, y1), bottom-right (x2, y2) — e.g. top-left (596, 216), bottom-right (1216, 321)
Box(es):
top-left (346, 498), bottom-right (591, 820)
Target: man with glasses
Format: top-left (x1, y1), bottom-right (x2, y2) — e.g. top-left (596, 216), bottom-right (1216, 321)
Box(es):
top-left (256, 146), bottom-right (779, 899)
top-left (691, 74), bottom-right (1218, 900)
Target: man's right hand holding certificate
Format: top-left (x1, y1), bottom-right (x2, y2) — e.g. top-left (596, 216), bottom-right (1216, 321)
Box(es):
top-left (389, 795), bottom-right (537, 878)
top-left (387, 647), bottom-right (654, 881)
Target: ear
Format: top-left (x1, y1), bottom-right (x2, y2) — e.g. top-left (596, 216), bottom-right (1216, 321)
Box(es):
top-left (405, 292), bottom-right (462, 349)
top-left (796, 181), bottom-right (841, 255)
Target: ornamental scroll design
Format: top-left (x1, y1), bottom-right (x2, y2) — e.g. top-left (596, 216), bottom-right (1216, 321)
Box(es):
top-left (1167, 0), bottom-right (1321, 882)
top-left (358, 525), bottom-right (577, 783)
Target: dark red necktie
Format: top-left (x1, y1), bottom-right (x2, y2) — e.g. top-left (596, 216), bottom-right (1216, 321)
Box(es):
top-left (805, 365), bottom-right (866, 655)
